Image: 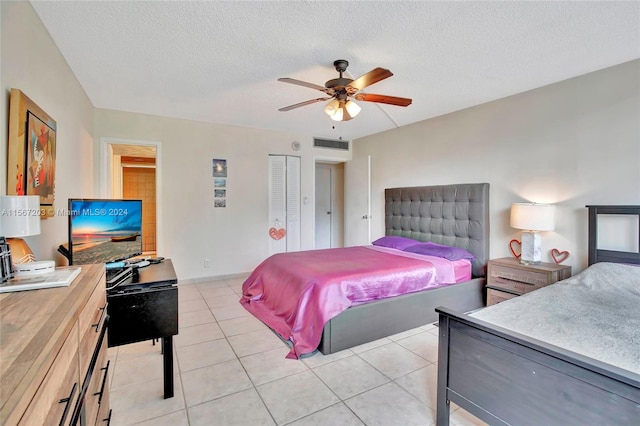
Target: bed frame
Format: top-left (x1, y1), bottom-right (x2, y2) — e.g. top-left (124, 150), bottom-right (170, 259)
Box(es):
top-left (436, 205), bottom-right (640, 425)
top-left (317, 183), bottom-right (490, 355)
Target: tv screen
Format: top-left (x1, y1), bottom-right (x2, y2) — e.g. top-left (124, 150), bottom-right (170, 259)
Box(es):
top-left (68, 198), bottom-right (143, 265)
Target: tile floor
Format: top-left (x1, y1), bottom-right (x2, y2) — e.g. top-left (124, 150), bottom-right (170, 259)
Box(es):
top-left (108, 276), bottom-right (487, 426)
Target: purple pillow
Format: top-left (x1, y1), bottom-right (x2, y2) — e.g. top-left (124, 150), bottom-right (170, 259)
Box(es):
top-left (372, 236), bottom-right (420, 250)
top-left (404, 242), bottom-right (475, 262)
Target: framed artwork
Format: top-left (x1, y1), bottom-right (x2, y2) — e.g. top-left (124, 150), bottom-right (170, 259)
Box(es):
top-left (214, 178), bottom-right (226, 188)
top-left (8, 89), bottom-right (57, 218)
top-left (212, 158), bottom-right (227, 177)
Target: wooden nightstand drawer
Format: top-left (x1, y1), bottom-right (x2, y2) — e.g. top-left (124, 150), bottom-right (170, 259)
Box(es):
top-left (486, 257), bottom-right (571, 306)
top-left (487, 288), bottom-right (518, 305)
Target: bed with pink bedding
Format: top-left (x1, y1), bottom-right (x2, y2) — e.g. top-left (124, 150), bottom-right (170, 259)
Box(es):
top-left (241, 245), bottom-right (471, 358)
top-left (241, 183), bottom-right (490, 357)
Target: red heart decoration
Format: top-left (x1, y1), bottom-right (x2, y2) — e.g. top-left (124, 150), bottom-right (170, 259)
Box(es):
top-left (269, 227), bottom-right (286, 240)
top-left (509, 239), bottom-right (521, 259)
top-left (551, 248), bottom-right (569, 264)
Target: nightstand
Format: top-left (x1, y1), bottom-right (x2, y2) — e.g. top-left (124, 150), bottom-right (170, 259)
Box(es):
top-left (486, 257), bottom-right (572, 306)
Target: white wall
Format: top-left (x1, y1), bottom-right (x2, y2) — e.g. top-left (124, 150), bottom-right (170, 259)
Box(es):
top-left (94, 110), bottom-right (351, 279)
top-left (1, 1), bottom-right (95, 261)
top-left (353, 60), bottom-right (640, 273)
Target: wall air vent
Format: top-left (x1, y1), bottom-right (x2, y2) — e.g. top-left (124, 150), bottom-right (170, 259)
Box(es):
top-left (313, 138), bottom-right (349, 151)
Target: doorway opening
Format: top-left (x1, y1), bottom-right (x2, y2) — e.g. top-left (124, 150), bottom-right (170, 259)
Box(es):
top-left (315, 161), bottom-right (345, 249)
top-left (100, 138), bottom-right (161, 257)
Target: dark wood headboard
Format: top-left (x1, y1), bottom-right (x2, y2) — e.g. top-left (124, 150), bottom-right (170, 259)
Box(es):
top-left (587, 205), bottom-right (640, 265)
top-left (385, 183), bottom-right (490, 277)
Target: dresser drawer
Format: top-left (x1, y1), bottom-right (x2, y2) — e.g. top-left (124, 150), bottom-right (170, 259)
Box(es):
top-left (19, 324), bottom-right (80, 426)
top-left (85, 329), bottom-right (110, 426)
top-left (79, 277), bottom-right (107, 374)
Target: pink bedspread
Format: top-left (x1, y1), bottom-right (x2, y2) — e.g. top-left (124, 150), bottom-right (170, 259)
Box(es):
top-left (240, 246), bottom-right (470, 358)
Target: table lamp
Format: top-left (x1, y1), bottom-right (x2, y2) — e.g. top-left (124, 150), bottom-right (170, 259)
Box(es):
top-left (0, 195), bottom-right (46, 273)
top-left (510, 202), bottom-right (555, 264)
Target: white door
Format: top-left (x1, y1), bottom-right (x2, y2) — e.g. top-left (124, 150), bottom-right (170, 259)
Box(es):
top-left (268, 155), bottom-right (301, 255)
top-left (315, 164), bottom-right (332, 249)
top-left (268, 155), bottom-right (287, 255)
top-left (285, 156), bottom-right (301, 252)
top-left (345, 155), bottom-right (371, 246)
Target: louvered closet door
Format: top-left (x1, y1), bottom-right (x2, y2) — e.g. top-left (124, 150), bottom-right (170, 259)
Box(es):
top-left (285, 156), bottom-right (301, 252)
top-left (268, 155), bottom-right (301, 255)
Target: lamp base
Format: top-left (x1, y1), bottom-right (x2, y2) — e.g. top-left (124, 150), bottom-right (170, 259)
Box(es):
top-left (14, 260), bottom-right (55, 276)
top-left (520, 231), bottom-right (542, 264)
top-left (7, 238), bottom-right (36, 265)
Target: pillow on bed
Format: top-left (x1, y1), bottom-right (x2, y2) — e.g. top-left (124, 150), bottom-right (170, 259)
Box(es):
top-left (403, 241), bottom-right (476, 262)
top-left (371, 236), bottom-right (420, 250)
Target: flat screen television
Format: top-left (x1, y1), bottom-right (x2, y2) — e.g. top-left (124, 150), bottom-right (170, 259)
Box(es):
top-left (68, 198), bottom-right (143, 265)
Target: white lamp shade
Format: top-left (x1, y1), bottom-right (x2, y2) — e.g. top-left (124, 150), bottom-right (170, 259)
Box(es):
top-left (510, 203), bottom-right (555, 231)
top-left (324, 99), bottom-right (340, 116)
top-left (330, 105), bottom-right (344, 121)
top-left (0, 196), bottom-right (41, 237)
top-left (344, 100), bottom-right (361, 118)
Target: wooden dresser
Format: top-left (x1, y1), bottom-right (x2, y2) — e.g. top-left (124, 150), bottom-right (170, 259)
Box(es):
top-left (0, 264), bottom-right (111, 425)
top-left (486, 257), bottom-right (572, 306)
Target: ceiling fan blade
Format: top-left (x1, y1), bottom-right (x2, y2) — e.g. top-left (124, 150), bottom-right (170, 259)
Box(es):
top-left (279, 97), bottom-right (331, 112)
top-left (348, 68), bottom-right (393, 91)
top-left (354, 93), bottom-right (412, 107)
top-left (278, 78), bottom-right (335, 95)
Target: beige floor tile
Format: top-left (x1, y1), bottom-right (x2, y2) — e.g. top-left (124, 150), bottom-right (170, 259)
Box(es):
top-left (301, 348), bottom-right (354, 368)
top-left (210, 303), bottom-right (251, 321)
top-left (394, 364), bottom-right (438, 409)
top-left (181, 359), bottom-right (253, 407)
top-left (345, 382), bottom-right (434, 426)
top-left (179, 297), bottom-right (209, 314)
top-left (179, 308), bottom-right (215, 329)
top-left (395, 331), bottom-right (440, 362)
top-left (177, 338), bottom-right (237, 372)
top-left (288, 402), bottom-right (365, 426)
top-left (187, 388), bottom-right (275, 426)
top-left (198, 285), bottom-right (237, 299)
top-left (109, 376), bottom-right (185, 425)
top-left (114, 339), bottom-right (163, 360)
top-left (450, 407), bottom-right (489, 426)
top-left (256, 370), bottom-right (340, 424)
top-left (204, 294), bottom-right (241, 308)
top-left (357, 343), bottom-right (429, 379)
top-left (239, 347), bottom-right (309, 385)
top-left (227, 328), bottom-right (286, 357)
top-left (134, 409), bottom-right (189, 426)
top-left (195, 280), bottom-right (229, 290)
top-left (312, 355), bottom-right (389, 400)
top-left (110, 351), bottom-right (164, 389)
top-left (176, 284), bottom-right (203, 302)
top-left (218, 315), bottom-right (267, 336)
top-left (174, 322), bottom-right (225, 348)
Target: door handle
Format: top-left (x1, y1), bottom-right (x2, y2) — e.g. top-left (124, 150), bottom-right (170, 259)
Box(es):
top-left (362, 215), bottom-right (370, 219)
top-left (327, 211), bottom-right (331, 215)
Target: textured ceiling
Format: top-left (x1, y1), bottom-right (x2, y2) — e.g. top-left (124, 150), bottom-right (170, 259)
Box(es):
top-left (30, 1), bottom-right (640, 141)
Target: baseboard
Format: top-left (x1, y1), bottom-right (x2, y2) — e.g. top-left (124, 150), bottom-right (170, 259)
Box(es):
top-left (177, 271), bottom-right (251, 285)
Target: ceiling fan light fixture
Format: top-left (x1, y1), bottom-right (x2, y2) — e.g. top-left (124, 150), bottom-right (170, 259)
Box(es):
top-left (324, 99), bottom-right (340, 117)
top-left (344, 100), bottom-right (361, 118)
top-left (330, 104), bottom-right (344, 121)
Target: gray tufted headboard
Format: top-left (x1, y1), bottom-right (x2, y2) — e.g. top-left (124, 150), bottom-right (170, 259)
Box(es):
top-left (385, 183), bottom-right (490, 277)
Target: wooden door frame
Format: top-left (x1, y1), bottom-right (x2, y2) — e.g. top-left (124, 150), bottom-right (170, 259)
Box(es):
top-left (99, 137), bottom-right (162, 256)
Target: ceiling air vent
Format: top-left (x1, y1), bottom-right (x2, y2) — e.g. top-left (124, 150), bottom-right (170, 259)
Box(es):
top-left (313, 138), bottom-right (349, 151)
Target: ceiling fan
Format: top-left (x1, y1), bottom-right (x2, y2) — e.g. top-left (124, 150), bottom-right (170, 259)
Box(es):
top-left (278, 59), bottom-right (412, 122)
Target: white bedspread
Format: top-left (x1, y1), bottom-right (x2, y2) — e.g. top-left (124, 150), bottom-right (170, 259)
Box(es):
top-left (472, 262), bottom-right (640, 374)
